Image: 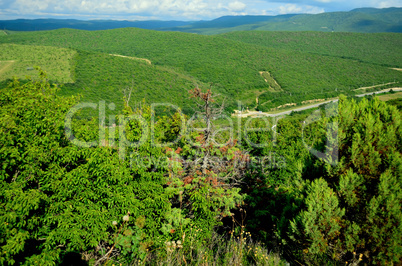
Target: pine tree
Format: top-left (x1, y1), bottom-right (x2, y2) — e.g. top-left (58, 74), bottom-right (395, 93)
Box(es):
top-left (299, 96), bottom-right (402, 264)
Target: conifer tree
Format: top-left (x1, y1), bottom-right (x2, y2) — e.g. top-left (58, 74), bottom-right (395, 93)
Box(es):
top-left (298, 96), bottom-right (402, 264)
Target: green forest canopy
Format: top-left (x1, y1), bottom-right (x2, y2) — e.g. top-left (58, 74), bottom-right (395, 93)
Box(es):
top-left (0, 73), bottom-right (401, 264)
top-left (0, 29), bottom-right (401, 114)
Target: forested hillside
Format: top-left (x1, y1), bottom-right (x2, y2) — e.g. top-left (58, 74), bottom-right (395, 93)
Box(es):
top-left (0, 28), bottom-right (400, 113)
top-left (1, 74), bottom-right (401, 265)
top-left (165, 7), bottom-right (402, 34)
top-left (61, 51), bottom-right (208, 116)
top-left (248, 8), bottom-right (402, 33)
top-left (220, 31), bottom-right (402, 67)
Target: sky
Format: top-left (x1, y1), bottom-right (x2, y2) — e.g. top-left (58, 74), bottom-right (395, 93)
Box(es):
top-left (0, 0), bottom-right (401, 21)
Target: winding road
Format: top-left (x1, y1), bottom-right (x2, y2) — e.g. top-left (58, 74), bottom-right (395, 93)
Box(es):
top-left (235, 88), bottom-right (402, 118)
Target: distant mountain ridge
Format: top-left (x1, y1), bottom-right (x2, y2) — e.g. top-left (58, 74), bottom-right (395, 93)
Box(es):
top-left (171, 7), bottom-right (402, 34)
top-left (0, 18), bottom-right (192, 31)
top-left (0, 7), bottom-right (401, 33)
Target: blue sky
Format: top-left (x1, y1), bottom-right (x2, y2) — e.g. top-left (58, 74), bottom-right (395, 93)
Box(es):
top-left (0, 0), bottom-right (401, 20)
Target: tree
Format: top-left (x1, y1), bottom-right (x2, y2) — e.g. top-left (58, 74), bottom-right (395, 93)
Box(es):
top-left (164, 87), bottom-right (246, 237)
top-left (297, 95), bottom-right (402, 264)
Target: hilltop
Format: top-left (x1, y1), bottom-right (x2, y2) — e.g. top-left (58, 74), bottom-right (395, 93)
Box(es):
top-left (169, 8), bottom-right (402, 34)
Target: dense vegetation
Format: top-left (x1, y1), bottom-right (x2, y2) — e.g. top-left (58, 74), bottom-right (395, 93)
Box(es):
top-left (61, 51), bottom-right (208, 117)
top-left (387, 98), bottom-right (402, 110)
top-left (220, 31), bottom-right (402, 67)
top-left (0, 26), bottom-right (401, 265)
top-left (0, 74), bottom-right (285, 265)
top-left (1, 73), bottom-right (401, 265)
top-left (0, 29), bottom-right (400, 113)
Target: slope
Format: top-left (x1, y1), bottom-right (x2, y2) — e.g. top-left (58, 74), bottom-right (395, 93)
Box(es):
top-left (167, 7), bottom-right (402, 34)
top-left (253, 8), bottom-right (402, 33)
top-left (57, 50), bottom-right (208, 117)
top-left (219, 31), bottom-right (402, 67)
top-left (0, 28), bottom-right (401, 112)
top-left (0, 43), bottom-right (76, 83)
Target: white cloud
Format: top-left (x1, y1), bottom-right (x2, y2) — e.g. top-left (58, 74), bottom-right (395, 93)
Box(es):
top-left (4, 0), bottom-right (255, 19)
top-left (279, 4), bottom-right (301, 13)
top-left (377, 0), bottom-right (402, 8)
top-left (228, 1), bottom-right (247, 11)
top-left (278, 3), bottom-right (324, 14)
top-left (1, 0), bottom-right (401, 20)
top-left (12, 0), bottom-right (51, 12)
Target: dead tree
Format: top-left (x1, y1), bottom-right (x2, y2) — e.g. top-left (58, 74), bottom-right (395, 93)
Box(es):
top-left (186, 86), bottom-right (248, 187)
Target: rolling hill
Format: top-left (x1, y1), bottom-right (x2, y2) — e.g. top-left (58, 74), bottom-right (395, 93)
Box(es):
top-left (219, 31), bottom-right (402, 67)
top-left (252, 8), bottom-right (402, 33)
top-left (167, 7), bottom-right (402, 34)
top-left (0, 28), bottom-right (401, 115)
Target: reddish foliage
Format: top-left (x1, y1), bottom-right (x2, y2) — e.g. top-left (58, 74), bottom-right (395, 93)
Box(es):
top-left (183, 176), bottom-right (194, 185)
top-left (220, 146), bottom-right (228, 153)
top-left (175, 147), bottom-right (182, 154)
top-left (195, 134), bottom-right (205, 145)
top-left (189, 87), bottom-right (215, 103)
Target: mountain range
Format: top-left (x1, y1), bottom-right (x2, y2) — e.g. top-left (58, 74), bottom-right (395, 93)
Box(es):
top-left (0, 7), bottom-right (401, 34)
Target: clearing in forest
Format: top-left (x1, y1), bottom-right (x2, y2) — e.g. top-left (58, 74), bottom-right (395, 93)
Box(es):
top-left (0, 44), bottom-right (76, 83)
top-left (259, 71), bottom-right (282, 92)
top-left (109, 54), bottom-right (152, 65)
top-left (377, 91), bottom-right (402, 101)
